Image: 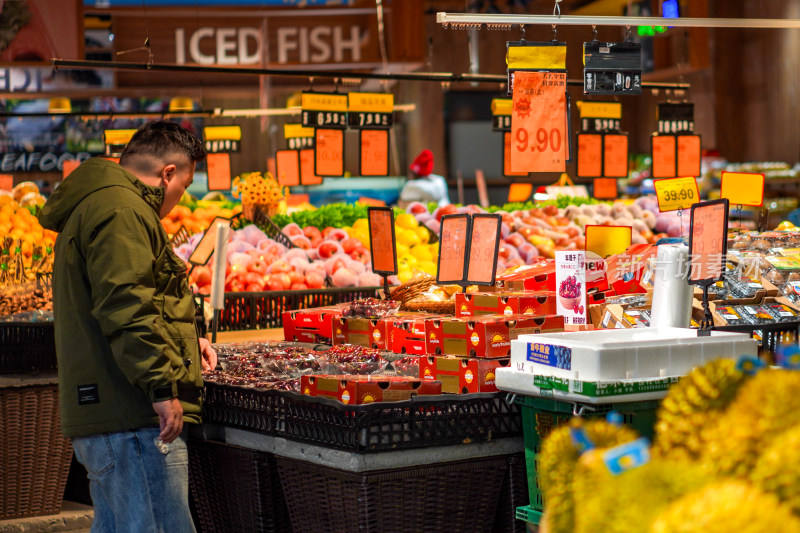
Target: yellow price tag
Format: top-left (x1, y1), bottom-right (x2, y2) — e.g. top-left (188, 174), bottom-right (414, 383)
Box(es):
top-left (585, 225), bottom-right (632, 258)
top-left (720, 171), bottom-right (765, 207)
top-left (491, 98), bottom-right (513, 116)
top-left (348, 92), bottom-right (394, 113)
top-left (577, 101), bottom-right (622, 119)
top-left (204, 125), bottom-right (241, 141)
top-left (103, 129), bottom-right (136, 146)
top-left (654, 176), bottom-right (700, 212)
top-left (284, 124), bottom-right (314, 139)
top-left (301, 92), bottom-right (348, 112)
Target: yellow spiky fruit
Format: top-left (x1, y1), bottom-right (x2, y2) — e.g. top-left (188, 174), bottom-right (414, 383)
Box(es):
top-left (538, 419), bottom-right (639, 533)
top-left (701, 369), bottom-right (800, 479)
top-left (653, 358), bottom-right (748, 461)
top-left (573, 456), bottom-right (709, 533)
top-left (649, 481), bottom-right (800, 533)
top-left (751, 425), bottom-right (800, 514)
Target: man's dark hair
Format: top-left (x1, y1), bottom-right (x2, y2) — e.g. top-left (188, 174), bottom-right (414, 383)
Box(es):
top-left (120, 120), bottom-right (206, 174)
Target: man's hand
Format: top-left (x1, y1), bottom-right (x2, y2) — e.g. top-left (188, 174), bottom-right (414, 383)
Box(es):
top-left (152, 398), bottom-right (183, 443)
top-left (199, 337), bottom-right (218, 371)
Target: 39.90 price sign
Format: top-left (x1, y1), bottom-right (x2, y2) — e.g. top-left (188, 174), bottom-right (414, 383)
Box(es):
top-left (653, 176), bottom-right (700, 212)
top-left (511, 71), bottom-right (568, 173)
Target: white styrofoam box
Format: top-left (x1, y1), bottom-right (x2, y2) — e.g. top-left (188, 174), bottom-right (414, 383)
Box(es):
top-left (510, 327), bottom-right (756, 382)
top-left (495, 366), bottom-right (675, 404)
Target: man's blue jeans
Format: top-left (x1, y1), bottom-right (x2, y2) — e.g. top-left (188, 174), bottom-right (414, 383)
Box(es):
top-left (72, 427), bottom-right (196, 533)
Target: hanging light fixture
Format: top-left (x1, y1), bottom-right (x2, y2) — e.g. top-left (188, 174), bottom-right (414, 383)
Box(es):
top-left (48, 97), bottom-right (72, 113)
top-left (168, 96), bottom-right (194, 112)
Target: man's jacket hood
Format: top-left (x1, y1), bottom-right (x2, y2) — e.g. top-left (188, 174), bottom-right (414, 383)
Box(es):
top-left (39, 158), bottom-right (164, 233)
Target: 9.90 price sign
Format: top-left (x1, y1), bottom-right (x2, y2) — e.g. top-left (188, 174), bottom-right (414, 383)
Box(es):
top-left (515, 127), bottom-right (563, 155)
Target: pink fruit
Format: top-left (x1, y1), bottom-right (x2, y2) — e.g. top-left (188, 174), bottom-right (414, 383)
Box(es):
top-left (282, 223), bottom-right (303, 238)
top-left (318, 241), bottom-right (341, 259)
top-left (406, 202), bottom-right (428, 215)
top-left (304, 270), bottom-right (325, 289)
top-left (290, 235), bottom-right (312, 249)
top-left (332, 267), bottom-right (357, 288)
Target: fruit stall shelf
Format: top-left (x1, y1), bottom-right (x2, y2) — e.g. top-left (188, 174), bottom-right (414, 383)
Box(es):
top-left (200, 286), bottom-right (381, 331)
top-left (513, 394), bottom-right (660, 517)
top-left (711, 319), bottom-right (800, 358)
top-left (203, 384), bottom-right (522, 452)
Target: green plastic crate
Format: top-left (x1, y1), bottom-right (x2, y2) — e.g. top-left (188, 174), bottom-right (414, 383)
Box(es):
top-left (514, 394), bottom-right (660, 513)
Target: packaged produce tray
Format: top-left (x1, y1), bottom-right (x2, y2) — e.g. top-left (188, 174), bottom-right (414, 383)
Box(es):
top-left (0, 322), bottom-right (57, 374)
top-left (275, 454), bottom-right (508, 533)
top-left (711, 320), bottom-right (800, 357)
top-left (203, 384), bottom-right (522, 452)
top-left (202, 286), bottom-right (380, 331)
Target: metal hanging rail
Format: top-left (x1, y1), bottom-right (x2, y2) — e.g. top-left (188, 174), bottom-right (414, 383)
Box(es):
top-left (436, 12), bottom-right (800, 29)
top-left (50, 58), bottom-right (690, 90)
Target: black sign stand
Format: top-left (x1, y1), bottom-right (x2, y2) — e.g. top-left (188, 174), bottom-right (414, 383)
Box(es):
top-left (687, 199), bottom-right (730, 336)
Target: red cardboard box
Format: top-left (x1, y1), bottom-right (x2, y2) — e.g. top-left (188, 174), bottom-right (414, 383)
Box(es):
top-left (331, 316), bottom-right (391, 349)
top-left (425, 314), bottom-right (564, 358)
top-left (455, 291), bottom-right (557, 318)
top-left (300, 374), bottom-right (442, 404)
top-left (283, 306), bottom-right (345, 343)
top-left (420, 356), bottom-right (510, 393)
top-left (389, 315), bottom-right (431, 355)
top-left (605, 244), bottom-right (657, 295)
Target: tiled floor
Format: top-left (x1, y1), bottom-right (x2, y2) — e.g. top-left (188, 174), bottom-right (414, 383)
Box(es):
top-left (0, 502), bottom-right (93, 533)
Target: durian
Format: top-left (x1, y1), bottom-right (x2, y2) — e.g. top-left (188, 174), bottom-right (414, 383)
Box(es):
top-left (573, 456), bottom-right (709, 533)
top-left (649, 481), bottom-right (800, 533)
top-left (653, 358), bottom-right (747, 461)
top-left (701, 369), bottom-right (800, 478)
top-left (537, 419), bottom-right (638, 533)
top-left (751, 424), bottom-right (800, 514)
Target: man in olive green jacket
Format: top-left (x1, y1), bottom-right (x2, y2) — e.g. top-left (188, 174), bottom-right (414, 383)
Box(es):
top-left (39, 121), bottom-right (216, 533)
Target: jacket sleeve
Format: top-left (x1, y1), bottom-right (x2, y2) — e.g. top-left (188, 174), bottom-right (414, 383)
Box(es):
top-left (83, 206), bottom-right (178, 403)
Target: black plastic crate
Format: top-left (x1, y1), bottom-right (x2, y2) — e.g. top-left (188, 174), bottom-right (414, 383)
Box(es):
top-left (202, 384), bottom-right (523, 452)
top-left (275, 455), bottom-right (508, 533)
top-left (0, 322), bottom-right (56, 374)
top-left (493, 452), bottom-right (529, 533)
top-left (203, 286), bottom-right (380, 331)
top-left (188, 439), bottom-right (291, 533)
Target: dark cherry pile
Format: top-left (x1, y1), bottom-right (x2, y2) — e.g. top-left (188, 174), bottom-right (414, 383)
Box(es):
top-left (207, 342), bottom-right (389, 389)
top-left (392, 356), bottom-right (420, 378)
top-left (321, 345), bottom-right (389, 375)
top-left (341, 298), bottom-right (401, 319)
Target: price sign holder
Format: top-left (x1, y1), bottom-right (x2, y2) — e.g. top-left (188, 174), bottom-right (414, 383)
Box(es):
top-left (436, 213), bottom-right (503, 290)
top-left (188, 216), bottom-right (232, 267)
top-left (314, 128), bottom-right (344, 177)
top-left (436, 214), bottom-right (471, 290)
top-left (285, 123), bottom-right (315, 150)
top-left (367, 207), bottom-right (398, 297)
top-left (688, 199), bottom-right (729, 334)
top-left (275, 150), bottom-right (300, 187)
top-left (359, 129), bottom-right (389, 177)
top-left (347, 92), bottom-right (394, 130)
top-left (206, 153), bottom-right (232, 191)
top-left (510, 70), bottom-right (570, 173)
top-left (576, 101), bottom-right (628, 179)
top-left (491, 98), bottom-right (512, 132)
top-left (465, 214), bottom-right (502, 286)
top-left (583, 40), bottom-right (642, 95)
top-left (505, 40), bottom-right (567, 95)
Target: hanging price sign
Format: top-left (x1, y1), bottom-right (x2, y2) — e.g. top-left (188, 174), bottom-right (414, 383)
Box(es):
top-left (654, 176), bottom-right (700, 212)
top-left (437, 214), bottom-right (470, 285)
top-left (577, 133), bottom-right (602, 177)
top-left (275, 150), bottom-right (300, 186)
top-left (348, 92), bottom-right (393, 129)
top-left (603, 134), bottom-right (629, 177)
top-left (466, 214), bottom-right (502, 286)
top-left (510, 71), bottom-right (568, 173)
top-left (503, 132), bottom-right (528, 177)
top-left (720, 171), bottom-right (765, 207)
top-left (593, 178), bottom-right (618, 200)
top-left (359, 129), bottom-right (389, 177)
top-left (651, 135), bottom-right (677, 178)
top-left (206, 153), bottom-right (232, 191)
top-left (285, 124), bottom-right (315, 150)
top-left (62, 160), bottom-right (80, 179)
top-left (204, 125), bottom-right (241, 153)
top-left (491, 98), bottom-right (513, 132)
top-left (368, 207), bottom-right (397, 276)
top-left (301, 92), bottom-right (348, 129)
top-left (300, 149), bottom-right (322, 185)
top-left (688, 199), bottom-right (729, 284)
top-left (677, 135), bottom-right (702, 177)
top-left (314, 128), bottom-right (344, 177)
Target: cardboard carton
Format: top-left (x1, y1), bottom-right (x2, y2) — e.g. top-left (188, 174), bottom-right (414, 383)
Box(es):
top-left (455, 291), bottom-right (557, 318)
top-left (282, 305), bottom-right (345, 343)
top-left (420, 356), bottom-right (510, 393)
top-left (300, 374), bottom-right (442, 404)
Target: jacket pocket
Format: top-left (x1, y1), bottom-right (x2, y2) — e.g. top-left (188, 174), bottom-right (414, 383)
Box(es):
top-left (153, 246), bottom-right (195, 324)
